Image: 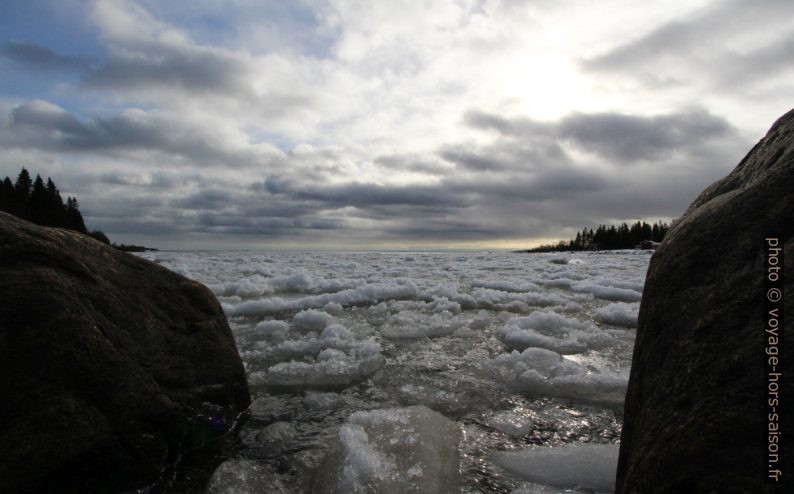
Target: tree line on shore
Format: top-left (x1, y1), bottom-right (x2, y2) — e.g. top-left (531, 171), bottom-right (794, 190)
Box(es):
top-left (0, 167), bottom-right (155, 251)
top-left (525, 220), bottom-right (671, 252)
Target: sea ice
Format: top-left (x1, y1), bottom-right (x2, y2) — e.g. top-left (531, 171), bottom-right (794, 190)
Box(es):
top-left (571, 281), bottom-right (642, 302)
top-left (304, 391), bottom-right (340, 410)
top-left (487, 411), bottom-right (534, 437)
top-left (487, 347), bottom-right (628, 405)
top-left (258, 342), bottom-right (382, 390)
top-left (596, 302), bottom-right (640, 327)
top-left (492, 443), bottom-right (619, 493)
top-left (205, 459), bottom-right (289, 494)
top-left (311, 406), bottom-right (461, 493)
top-left (292, 309), bottom-right (335, 332)
top-left (498, 310), bottom-right (611, 354)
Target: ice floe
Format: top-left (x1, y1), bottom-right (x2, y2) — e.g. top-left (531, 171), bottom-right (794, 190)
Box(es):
top-left (487, 347), bottom-right (629, 405)
top-left (493, 443), bottom-right (619, 493)
top-left (312, 406), bottom-right (461, 493)
top-left (498, 310), bottom-right (612, 354)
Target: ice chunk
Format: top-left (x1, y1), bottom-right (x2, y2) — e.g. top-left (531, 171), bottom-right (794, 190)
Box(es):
top-left (205, 459), bottom-right (289, 494)
top-left (323, 301), bottom-right (345, 316)
top-left (492, 443), bottom-right (619, 493)
top-left (596, 302), bottom-right (640, 328)
top-left (233, 281), bottom-right (421, 317)
top-left (487, 411), bottom-right (534, 437)
top-left (292, 309), bottom-right (334, 332)
top-left (498, 311), bottom-right (611, 354)
top-left (487, 347), bottom-right (628, 405)
top-left (263, 343), bottom-right (382, 390)
top-left (255, 421), bottom-right (297, 448)
top-left (270, 269), bottom-right (314, 292)
top-left (571, 281), bottom-right (642, 302)
top-left (426, 284), bottom-right (479, 310)
top-left (472, 288), bottom-right (572, 309)
top-left (311, 406), bottom-right (461, 493)
top-left (471, 280), bottom-right (541, 293)
top-left (255, 320), bottom-right (290, 338)
top-left (320, 323), bottom-right (354, 342)
top-left (381, 311), bottom-right (463, 339)
top-left (429, 296), bottom-right (462, 314)
top-left (304, 391), bottom-right (340, 410)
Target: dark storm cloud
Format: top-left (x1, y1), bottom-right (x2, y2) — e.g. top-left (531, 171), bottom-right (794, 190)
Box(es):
top-left (264, 177), bottom-right (468, 209)
top-left (440, 139), bottom-right (570, 171)
top-left (222, 106), bottom-right (739, 242)
top-left (557, 110), bottom-right (732, 161)
top-left (2, 101), bottom-right (266, 167)
top-left (1, 41), bottom-right (92, 72)
top-left (463, 108), bottom-right (733, 162)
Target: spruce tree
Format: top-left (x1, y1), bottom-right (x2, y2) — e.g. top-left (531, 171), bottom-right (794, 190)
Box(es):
top-left (0, 177), bottom-right (14, 214)
top-left (30, 174), bottom-right (48, 225)
top-left (65, 196), bottom-right (88, 234)
top-left (44, 178), bottom-right (66, 226)
top-left (13, 168), bottom-right (33, 220)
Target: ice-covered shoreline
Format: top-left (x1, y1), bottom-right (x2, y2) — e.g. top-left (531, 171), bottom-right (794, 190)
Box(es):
top-left (143, 249), bottom-right (650, 493)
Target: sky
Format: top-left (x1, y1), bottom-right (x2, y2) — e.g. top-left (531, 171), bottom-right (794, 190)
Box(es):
top-left (1, 0), bottom-right (792, 250)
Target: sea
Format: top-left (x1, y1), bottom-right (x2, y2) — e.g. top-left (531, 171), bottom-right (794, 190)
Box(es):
top-left (139, 249), bottom-right (652, 493)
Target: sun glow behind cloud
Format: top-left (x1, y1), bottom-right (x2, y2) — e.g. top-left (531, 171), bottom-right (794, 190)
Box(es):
top-left (0, 0), bottom-right (792, 249)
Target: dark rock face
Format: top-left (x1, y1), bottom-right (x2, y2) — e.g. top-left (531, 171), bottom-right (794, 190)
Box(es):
top-left (617, 110), bottom-right (793, 493)
top-left (0, 213), bottom-right (250, 493)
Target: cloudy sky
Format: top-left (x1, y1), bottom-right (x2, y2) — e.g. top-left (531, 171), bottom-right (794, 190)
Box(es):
top-left (1, 0), bottom-right (792, 249)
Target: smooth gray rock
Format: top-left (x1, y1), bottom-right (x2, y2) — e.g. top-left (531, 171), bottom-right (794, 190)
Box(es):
top-left (0, 212), bottom-right (250, 493)
top-left (617, 109), bottom-right (793, 493)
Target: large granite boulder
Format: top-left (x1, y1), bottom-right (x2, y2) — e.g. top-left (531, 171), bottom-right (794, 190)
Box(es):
top-left (617, 109), bottom-right (793, 492)
top-left (0, 212), bottom-right (250, 493)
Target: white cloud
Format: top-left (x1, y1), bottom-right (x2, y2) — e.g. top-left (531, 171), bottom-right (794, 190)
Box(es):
top-left (0, 0), bottom-right (790, 248)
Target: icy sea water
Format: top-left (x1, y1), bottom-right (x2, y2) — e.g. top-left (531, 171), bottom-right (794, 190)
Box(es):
top-left (141, 250), bottom-right (651, 494)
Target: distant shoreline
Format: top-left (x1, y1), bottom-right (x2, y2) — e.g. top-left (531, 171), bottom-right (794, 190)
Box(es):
top-left (113, 244), bottom-right (159, 252)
